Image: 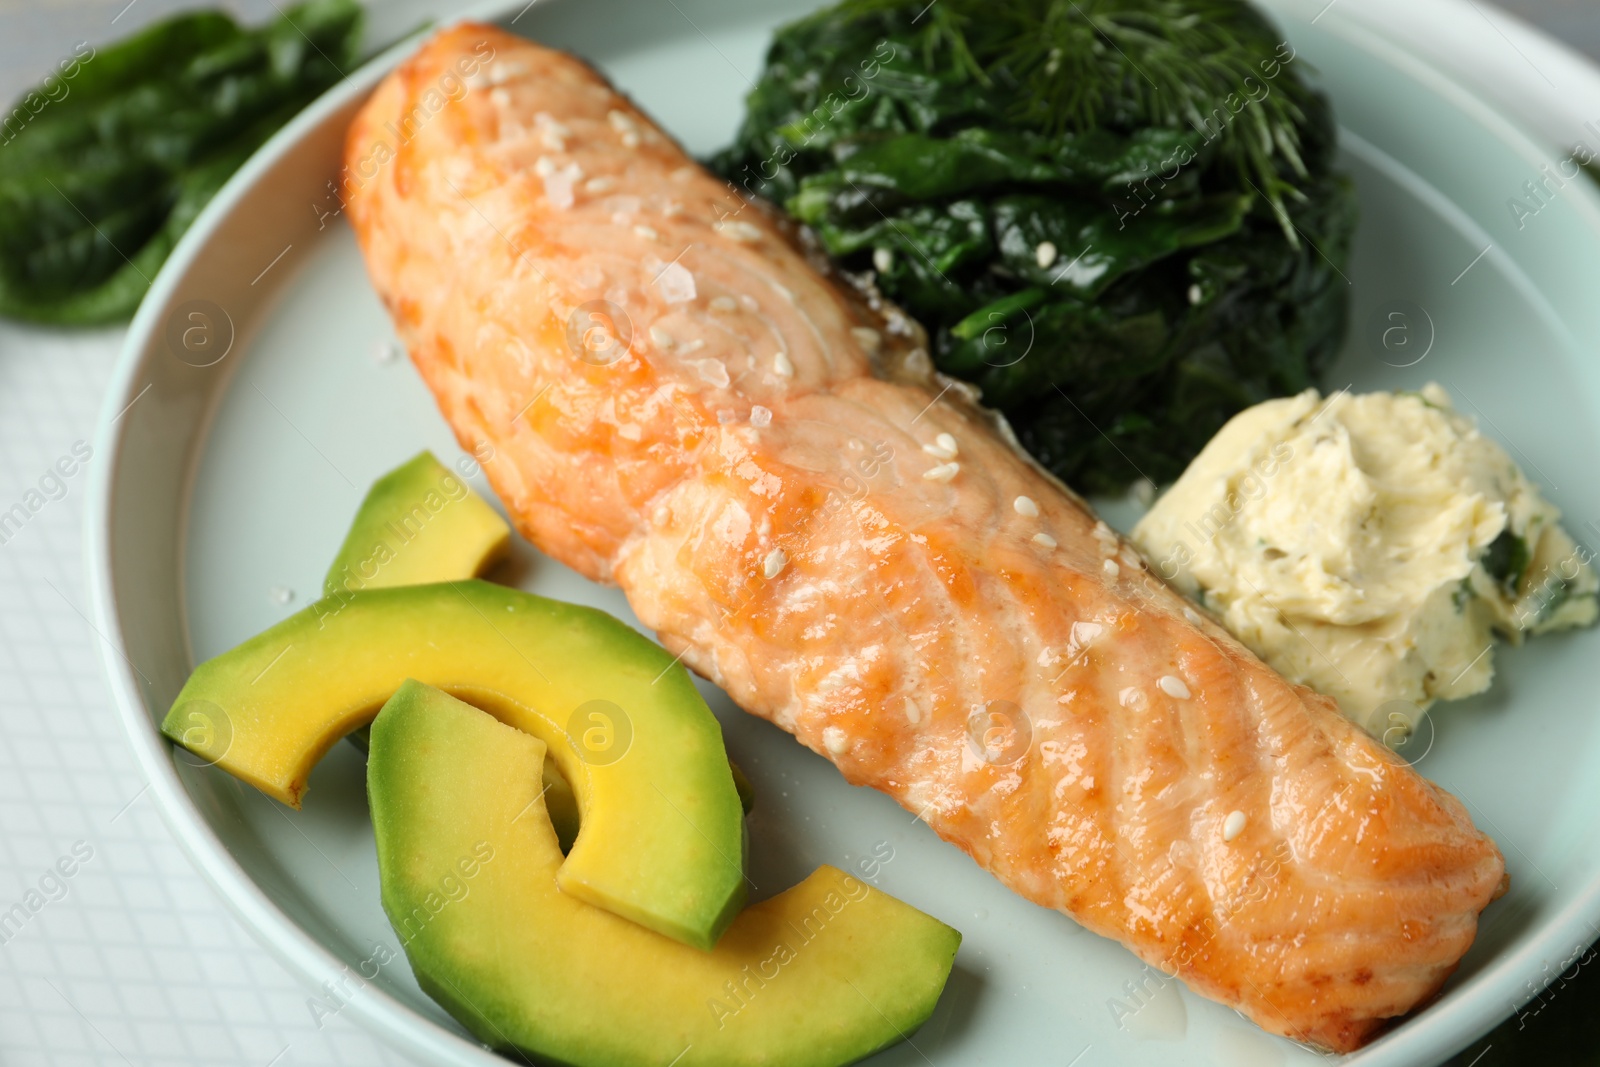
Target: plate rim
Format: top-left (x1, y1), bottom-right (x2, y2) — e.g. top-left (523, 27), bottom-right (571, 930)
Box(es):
top-left (82, 3), bottom-right (1600, 1065)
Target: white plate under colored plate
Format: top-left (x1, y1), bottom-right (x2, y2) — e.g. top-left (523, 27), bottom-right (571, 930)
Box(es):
top-left (86, 0), bottom-right (1600, 1064)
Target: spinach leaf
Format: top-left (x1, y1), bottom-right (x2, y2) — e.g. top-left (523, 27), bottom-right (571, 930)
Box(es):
top-left (712, 0), bottom-right (1356, 495)
top-left (0, 0), bottom-right (362, 325)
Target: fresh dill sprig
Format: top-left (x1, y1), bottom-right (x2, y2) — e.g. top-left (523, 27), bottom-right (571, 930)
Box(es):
top-left (834, 0), bottom-right (1316, 238)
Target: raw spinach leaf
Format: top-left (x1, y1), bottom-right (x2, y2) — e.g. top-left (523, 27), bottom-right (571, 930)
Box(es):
top-left (0, 0), bottom-right (362, 325)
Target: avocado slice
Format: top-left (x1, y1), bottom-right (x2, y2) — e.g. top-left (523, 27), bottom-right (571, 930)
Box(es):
top-left (370, 681), bottom-right (961, 1067)
top-left (324, 451), bottom-right (750, 836)
top-left (163, 580), bottom-right (746, 950)
top-left (324, 450), bottom-right (509, 598)
top-left (332, 451), bottom-right (507, 756)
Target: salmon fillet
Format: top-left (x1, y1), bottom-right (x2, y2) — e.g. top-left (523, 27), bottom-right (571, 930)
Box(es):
top-left (344, 24), bottom-right (1507, 1053)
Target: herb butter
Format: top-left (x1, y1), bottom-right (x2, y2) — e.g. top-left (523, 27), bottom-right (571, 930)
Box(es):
top-left (1132, 385), bottom-right (1598, 728)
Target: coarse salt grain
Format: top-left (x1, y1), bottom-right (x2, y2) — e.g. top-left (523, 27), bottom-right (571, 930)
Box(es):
top-left (773, 351), bottom-right (794, 378)
top-left (1103, 559), bottom-right (1120, 578)
top-left (654, 261), bottom-right (696, 304)
top-left (690, 359), bottom-right (730, 388)
top-left (750, 405), bottom-right (772, 427)
top-left (823, 727), bottom-right (850, 755)
top-left (541, 161), bottom-right (581, 211)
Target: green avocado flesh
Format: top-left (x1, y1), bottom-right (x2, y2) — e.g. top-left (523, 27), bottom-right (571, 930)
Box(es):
top-left (369, 682), bottom-right (961, 1067)
top-left (161, 579), bottom-right (745, 950)
top-left (323, 450), bottom-right (510, 597)
top-left (326, 452), bottom-right (755, 839)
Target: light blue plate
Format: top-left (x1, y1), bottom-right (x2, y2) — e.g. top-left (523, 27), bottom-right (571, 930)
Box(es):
top-left (88, 1), bottom-right (1600, 1064)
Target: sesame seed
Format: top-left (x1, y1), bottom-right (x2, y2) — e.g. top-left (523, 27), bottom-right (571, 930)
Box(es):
top-left (715, 219), bottom-right (763, 242)
top-left (621, 131), bottom-right (640, 149)
top-left (823, 726), bottom-right (850, 755)
top-left (607, 109), bottom-right (635, 131)
top-left (584, 176), bottom-right (615, 193)
top-left (763, 549), bottom-right (787, 579)
top-left (904, 697), bottom-right (923, 725)
top-left (1033, 533), bottom-right (1057, 549)
top-left (922, 462), bottom-right (960, 483)
top-left (1103, 559), bottom-right (1120, 578)
top-left (922, 434), bottom-right (959, 461)
top-left (1035, 241), bottom-right (1058, 269)
top-left (1188, 284), bottom-right (1203, 305)
top-left (709, 296), bottom-right (738, 312)
top-left (850, 326), bottom-right (882, 353)
top-left (773, 352), bottom-right (794, 378)
top-left (648, 325), bottom-right (674, 350)
top-left (750, 405), bottom-right (772, 427)
top-left (1158, 675), bottom-right (1191, 700)
top-left (632, 225), bottom-right (659, 240)
top-left (1182, 606), bottom-right (1203, 626)
top-left (1223, 810), bottom-right (1247, 842)
top-left (1014, 495), bottom-right (1039, 517)
top-left (534, 156), bottom-right (557, 177)
top-left (873, 247), bottom-right (894, 273)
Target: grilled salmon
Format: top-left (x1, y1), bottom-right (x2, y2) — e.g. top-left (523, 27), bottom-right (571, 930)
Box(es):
top-left (344, 24), bottom-right (1507, 1053)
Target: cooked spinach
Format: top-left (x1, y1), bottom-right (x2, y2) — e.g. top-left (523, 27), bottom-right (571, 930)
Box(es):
top-left (0, 1), bottom-right (362, 325)
top-left (711, 0), bottom-right (1357, 494)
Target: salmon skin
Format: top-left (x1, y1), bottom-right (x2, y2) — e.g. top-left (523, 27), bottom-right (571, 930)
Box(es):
top-left (345, 23), bottom-right (1507, 1053)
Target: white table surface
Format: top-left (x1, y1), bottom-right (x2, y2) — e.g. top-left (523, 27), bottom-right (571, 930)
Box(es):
top-left (2, 1), bottom-right (1599, 1065)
